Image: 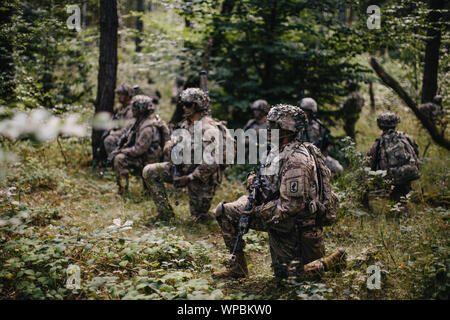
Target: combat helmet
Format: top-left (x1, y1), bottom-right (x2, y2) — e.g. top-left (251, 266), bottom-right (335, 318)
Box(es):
top-left (251, 99), bottom-right (270, 114)
top-left (132, 95), bottom-right (154, 115)
top-left (299, 97), bottom-right (318, 113)
top-left (377, 112), bottom-right (400, 130)
top-left (267, 104), bottom-right (307, 133)
top-left (346, 80), bottom-right (359, 91)
top-left (115, 83), bottom-right (135, 97)
top-left (180, 88), bottom-right (210, 112)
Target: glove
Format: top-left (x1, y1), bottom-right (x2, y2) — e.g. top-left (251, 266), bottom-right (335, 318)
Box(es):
top-left (245, 171), bottom-right (257, 191)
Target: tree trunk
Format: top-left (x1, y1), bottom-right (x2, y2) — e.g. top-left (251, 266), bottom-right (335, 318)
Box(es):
top-left (421, 0), bottom-right (444, 103)
top-left (135, 0), bottom-right (145, 52)
top-left (369, 81), bottom-right (375, 112)
top-left (93, 0), bottom-right (118, 163)
top-left (0, 2), bottom-right (16, 101)
top-left (370, 57), bottom-right (449, 150)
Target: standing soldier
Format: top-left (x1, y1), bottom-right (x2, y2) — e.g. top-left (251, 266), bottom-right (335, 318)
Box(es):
top-left (143, 88), bottom-right (230, 222)
top-left (299, 97), bottom-right (343, 174)
top-left (212, 104), bottom-right (345, 280)
top-left (103, 83), bottom-right (136, 156)
top-left (243, 99), bottom-right (270, 163)
top-left (367, 112), bottom-right (420, 202)
top-left (340, 80), bottom-right (365, 141)
top-left (110, 95), bottom-right (170, 195)
top-left (244, 99), bottom-right (270, 132)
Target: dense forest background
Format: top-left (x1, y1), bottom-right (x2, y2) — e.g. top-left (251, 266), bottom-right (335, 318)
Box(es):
top-left (0, 0), bottom-right (449, 300)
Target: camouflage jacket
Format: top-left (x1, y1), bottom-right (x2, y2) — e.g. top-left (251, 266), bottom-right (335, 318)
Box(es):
top-left (306, 119), bottom-right (330, 153)
top-left (342, 92), bottom-right (365, 118)
top-left (255, 140), bottom-right (320, 224)
top-left (367, 129), bottom-right (419, 171)
top-left (113, 103), bottom-right (134, 121)
top-left (120, 115), bottom-right (167, 163)
top-left (175, 115), bottom-right (231, 184)
top-left (243, 118), bottom-right (268, 132)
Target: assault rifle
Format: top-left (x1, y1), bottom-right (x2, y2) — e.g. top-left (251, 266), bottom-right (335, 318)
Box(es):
top-left (99, 120), bottom-right (138, 178)
top-left (229, 157), bottom-right (277, 262)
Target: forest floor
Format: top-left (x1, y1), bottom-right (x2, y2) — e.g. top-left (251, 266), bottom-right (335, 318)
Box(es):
top-left (1, 107), bottom-right (449, 299)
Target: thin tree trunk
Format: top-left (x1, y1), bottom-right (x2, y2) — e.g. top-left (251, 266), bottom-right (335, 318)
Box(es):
top-left (369, 81), bottom-right (375, 112)
top-left (421, 0), bottom-right (444, 103)
top-left (93, 0), bottom-right (118, 162)
top-left (370, 57), bottom-right (449, 150)
top-left (135, 0), bottom-right (145, 52)
top-left (0, 3), bottom-right (16, 101)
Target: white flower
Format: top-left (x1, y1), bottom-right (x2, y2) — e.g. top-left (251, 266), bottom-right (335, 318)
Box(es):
top-left (107, 218), bottom-right (133, 232)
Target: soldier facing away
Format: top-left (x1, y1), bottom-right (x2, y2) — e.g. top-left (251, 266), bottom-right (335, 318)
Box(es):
top-left (340, 80), bottom-right (365, 141)
top-left (367, 112), bottom-right (420, 202)
top-left (299, 97), bottom-right (343, 174)
top-left (212, 104), bottom-right (345, 280)
top-left (103, 83), bottom-right (136, 156)
top-left (110, 95), bottom-right (170, 195)
top-left (142, 88), bottom-right (231, 222)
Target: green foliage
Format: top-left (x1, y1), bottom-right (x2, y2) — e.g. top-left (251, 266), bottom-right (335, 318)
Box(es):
top-left (175, 0), bottom-right (369, 127)
top-left (3, 0), bottom-right (94, 108)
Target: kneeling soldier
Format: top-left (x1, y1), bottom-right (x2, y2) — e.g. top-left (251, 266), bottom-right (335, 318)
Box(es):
top-left (212, 104), bottom-right (345, 280)
top-left (143, 88), bottom-right (230, 221)
top-left (111, 95), bottom-right (169, 195)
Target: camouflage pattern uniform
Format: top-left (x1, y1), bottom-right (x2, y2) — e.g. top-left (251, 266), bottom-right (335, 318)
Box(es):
top-left (113, 95), bottom-right (169, 194)
top-left (300, 98), bottom-right (343, 174)
top-left (213, 105), bottom-right (330, 279)
top-left (243, 100), bottom-right (270, 163)
top-left (243, 99), bottom-right (270, 132)
top-left (419, 95), bottom-right (444, 124)
top-left (104, 84), bottom-right (136, 155)
top-left (341, 81), bottom-right (365, 140)
top-left (367, 112), bottom-right (419, 202)
top-left (143, 88), bottom-right (229, 220)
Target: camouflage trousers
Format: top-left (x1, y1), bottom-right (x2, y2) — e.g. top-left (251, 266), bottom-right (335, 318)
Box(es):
top-left (113, 153), bottom-right (146, 189)
top-left (104, 128), bottom-right (127, 155)
top-left (391, 183), bottom-right (412, 202)
top-left (343, 117), bottom-right (358, 140)
top-left (213, 195), bottom-right (325, 278)
top-left (142, 162), bottom-right (220, 218)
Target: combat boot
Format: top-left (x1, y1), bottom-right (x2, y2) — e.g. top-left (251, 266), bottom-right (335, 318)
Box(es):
top-left (301, 248), bottom-right (347, 280)
top-left (212, 251), bottom-right (248, 279)
top-left (117, 175), bottom-right (129, 195)
top-left (320, 248), bottom-right (347, 271)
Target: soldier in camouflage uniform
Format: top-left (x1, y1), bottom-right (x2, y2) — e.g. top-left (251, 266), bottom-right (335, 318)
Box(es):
top-left (243, 99), bottom-right (270, 163)
top-left (212, 104), bottom-right (346, 280)
top-left (419, 95), bottom-right (444, 125)
top-left (103, 84), bottom-right (136, 156)
top-left (111, 95), bottom-right (170, 195)
top-left (367, 112), bottom-right (420, 202)
top-left (243, 99), bottom-right (270, 132)
top-left (143, 88), bottom-right (230, 221)
top-left (340, 80), bottom-right (365, 140)
top-left (299, 98), bottom-right (343, 174)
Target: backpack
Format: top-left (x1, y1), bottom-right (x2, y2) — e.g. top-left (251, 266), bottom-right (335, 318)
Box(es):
top-left (215, 119), bottom-right (235, 168)
top-left (305, 143), bottom-right (338, 226)
top-left (377, 131), bottom-right (420, 185)
top-left (141, 115), bottom-right (171, 161)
